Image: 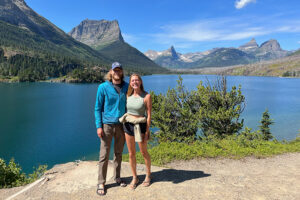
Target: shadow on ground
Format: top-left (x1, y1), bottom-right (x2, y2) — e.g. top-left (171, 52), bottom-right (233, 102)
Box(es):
top-left (106, 168), bottom-right (210, 189)
top-left (149, 168), bottom-right (211, 184)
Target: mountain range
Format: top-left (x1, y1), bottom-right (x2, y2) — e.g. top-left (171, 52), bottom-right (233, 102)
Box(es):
top-left (0, 0), bottom-right (298, 80)
top-left (144, 38), bottom-right (290, 69)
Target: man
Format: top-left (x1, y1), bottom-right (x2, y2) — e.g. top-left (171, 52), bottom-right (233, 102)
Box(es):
top-left (95, 62), bottom-right (129, 196)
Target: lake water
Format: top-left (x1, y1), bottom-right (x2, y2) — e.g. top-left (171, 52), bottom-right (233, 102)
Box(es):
top-left (0, 75), bottom-right (300, 173)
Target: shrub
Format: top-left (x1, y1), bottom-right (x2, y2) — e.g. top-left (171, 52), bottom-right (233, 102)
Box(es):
top-left (0, 158), bottom-right (47, 189)
top-left (240, 126), bottom-right (262, 141)
top-left (0, 158), bottom-right (26, 188)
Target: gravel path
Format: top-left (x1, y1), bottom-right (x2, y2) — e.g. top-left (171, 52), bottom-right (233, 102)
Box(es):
top-left (1, 153), bottom-right (299, 200)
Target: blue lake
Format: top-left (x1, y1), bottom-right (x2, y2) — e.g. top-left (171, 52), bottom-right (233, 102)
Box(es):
top-left (0, 75), bottom-right (300, 172)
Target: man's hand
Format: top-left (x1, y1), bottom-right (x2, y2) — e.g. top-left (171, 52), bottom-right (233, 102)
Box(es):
top-left (97, 128), bottom-right (104, 138)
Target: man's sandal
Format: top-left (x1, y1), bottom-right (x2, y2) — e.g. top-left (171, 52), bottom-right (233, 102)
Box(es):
top-left (116, 178), bottom-right (127, 187)
top-left (96, 184), bottom-right (105, 196)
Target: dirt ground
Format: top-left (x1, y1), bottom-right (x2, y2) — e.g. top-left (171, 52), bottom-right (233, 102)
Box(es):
top-left (1, 153), bottom-right (299, 200)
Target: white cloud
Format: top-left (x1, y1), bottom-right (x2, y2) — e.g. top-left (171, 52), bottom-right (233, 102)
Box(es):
top-left (141, 16), bottom-right (300, 51)
top-left (151, 18), bottom-right (269, 44)
top-left (276, 23), bottom-right (300, 33)
top-left (122, 33), bottom-right (140, 44)
top-left (235, 0), bottom-right (256, 9)
top-left (221, 31), bottom-right (266, 40)
top-left (298, 41), bottom-right (300, 44)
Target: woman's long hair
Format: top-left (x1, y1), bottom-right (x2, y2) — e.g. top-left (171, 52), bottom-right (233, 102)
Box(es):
top-left (105, 69), bottom-right (124, 82)
top-left (127, 73), bottom-right (145, 97)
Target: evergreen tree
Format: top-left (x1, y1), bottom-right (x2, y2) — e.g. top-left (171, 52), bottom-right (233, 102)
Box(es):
top-left (0, 48), bottom-right (5, 62)
top-left (151, 76), bottom-right (199, 143)
top-left (194, 76), bottom-right (245, 137)
top-left (259, 109), bottom-right (274, 140)
top-left (151, 76), bottom-right (246, 143)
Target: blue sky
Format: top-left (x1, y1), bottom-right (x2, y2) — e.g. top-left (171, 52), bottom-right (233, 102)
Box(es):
top-left (26, 0), bottom-right (300, 53)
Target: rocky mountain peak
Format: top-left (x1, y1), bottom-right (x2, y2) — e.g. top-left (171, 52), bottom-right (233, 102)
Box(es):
top-left (68, 19), bottom-right (124, 47)
top-left (166, 46), bottom-right (179, 59)
top-left (239, 38), bottom-right (259, 52)
top-left (169, 45), bottom-right (175, 51)
top-left (12, 0), bottom-right (26, 4)
top-left (259, 39), bottom-right (282, 51)
top-left (0, 0), bottom-right (34, 27)
top-left (249, 38), bottom-right (257, 43)
top-left (0, 0), bottom-right (65, 38)
top-left (144, 50), bottom-right (160, 60)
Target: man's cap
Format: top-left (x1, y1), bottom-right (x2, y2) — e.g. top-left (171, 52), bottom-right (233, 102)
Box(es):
top-left (112, 62), bottom-right (122, 70)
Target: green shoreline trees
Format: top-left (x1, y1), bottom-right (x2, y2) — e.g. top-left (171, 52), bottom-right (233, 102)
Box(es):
top-left (0, 47), bottom-right (105, 82)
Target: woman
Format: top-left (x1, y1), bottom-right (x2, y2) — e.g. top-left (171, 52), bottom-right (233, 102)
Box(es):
top-left (124, 73), bottom-right (152, 189)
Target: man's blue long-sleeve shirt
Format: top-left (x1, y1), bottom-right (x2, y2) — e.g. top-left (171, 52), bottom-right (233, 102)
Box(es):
top-left (95, 81), bottom-right (129, 129)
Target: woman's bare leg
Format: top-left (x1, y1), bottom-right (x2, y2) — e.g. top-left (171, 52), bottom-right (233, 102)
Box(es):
top-left (138, 136), bottom-right (151, 183)
top-left (125, 133), bottom-right (139, 185)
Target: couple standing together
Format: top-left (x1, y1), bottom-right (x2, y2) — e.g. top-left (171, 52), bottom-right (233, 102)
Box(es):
top-left (95, 62), bottom-right (152, 195)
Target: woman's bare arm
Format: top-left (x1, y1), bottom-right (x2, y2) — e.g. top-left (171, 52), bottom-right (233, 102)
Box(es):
top-left (144, 93), bottom-right (152, 139)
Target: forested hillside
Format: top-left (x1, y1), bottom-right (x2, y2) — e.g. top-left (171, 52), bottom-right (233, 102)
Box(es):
top-left (0, 17), bottom-right (109, 82)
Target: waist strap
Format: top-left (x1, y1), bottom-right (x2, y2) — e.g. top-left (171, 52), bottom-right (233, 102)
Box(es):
top-left (119, 113), bottom-right (146, 142)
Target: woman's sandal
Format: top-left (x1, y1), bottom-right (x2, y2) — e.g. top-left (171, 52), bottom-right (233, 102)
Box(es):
top-left (142, 177), bottom-right (152, 187)
top-left (116, 178), bottom-right (127, 187)
top-left (129, 177), bottom-right (139, 190)
top-left (96, 184), bottom-right (105, 196)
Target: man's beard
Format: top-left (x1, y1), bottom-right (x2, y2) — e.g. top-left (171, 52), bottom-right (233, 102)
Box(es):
top-left (113, 74), bottom-right (122, 81)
